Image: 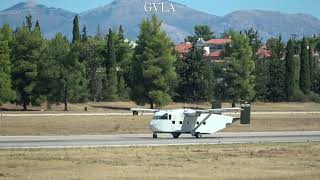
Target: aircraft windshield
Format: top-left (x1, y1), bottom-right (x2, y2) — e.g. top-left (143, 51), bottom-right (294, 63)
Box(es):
top-left (154, 113), bottom-right (168, 120)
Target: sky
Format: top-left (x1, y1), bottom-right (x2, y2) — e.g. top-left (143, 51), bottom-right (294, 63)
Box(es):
top-left (0, 0), bottom-right (319, 19)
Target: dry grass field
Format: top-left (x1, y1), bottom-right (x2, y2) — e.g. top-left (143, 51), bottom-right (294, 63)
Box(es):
top-left (0, 113), bottom-right (319, 136)
top-left (1, 101), bottom-right (320, 113)
top-left (0, 102), bottom-right (319, 135)
top-left (0, 142), bottom-right (319, 180)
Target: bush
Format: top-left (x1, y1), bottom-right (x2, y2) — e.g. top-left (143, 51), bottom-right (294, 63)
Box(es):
top-left (307, 92), bottom-right (320, 103)
top-left (291, 88), bottom-right (308, 102)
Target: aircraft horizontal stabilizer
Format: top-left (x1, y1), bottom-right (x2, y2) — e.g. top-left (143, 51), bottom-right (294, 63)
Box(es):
top-left (130, 108), bottom-right (158, 115)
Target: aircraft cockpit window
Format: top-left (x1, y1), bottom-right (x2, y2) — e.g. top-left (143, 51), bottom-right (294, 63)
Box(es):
top-left (154, 113), bottom-right (168, 120)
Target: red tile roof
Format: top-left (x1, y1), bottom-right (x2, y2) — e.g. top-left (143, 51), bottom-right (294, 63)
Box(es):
top-left (175, 42), bottom-right (192, 53)
top-left (206, 38), bottom-right (231, 44)
top-left (257, 45), bottom-right (272, 58)
top-left (209, 51), bottom-right (222, 57)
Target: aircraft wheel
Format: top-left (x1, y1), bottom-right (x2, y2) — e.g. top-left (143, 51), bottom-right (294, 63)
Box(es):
top-left (153, 133), bottom-right (158, 139)
top-left (172, 133), bottom-right (181, 139)
top-left (195, 132), bottom-right (202, 138)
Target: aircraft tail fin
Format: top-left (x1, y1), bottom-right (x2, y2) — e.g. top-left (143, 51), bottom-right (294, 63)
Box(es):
top-left (240, 100), bottom-right (251, 124)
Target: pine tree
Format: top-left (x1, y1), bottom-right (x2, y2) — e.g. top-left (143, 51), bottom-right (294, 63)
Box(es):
top-left (244, 27), bottom-right (262, 59)
top-left (131, 15), bottom-right (176, 108)
top-left (223, 30), bottom-right (255, 104)
top-left (38, 33), bottom-right (68, 107)
top-left (81, 37), bottom-right (105, 101)
top-left (11, 23), bottom-right (45, 110)
top-left (0, 30), bottom-right (15, 104)
top-left (64, 42), bottom-right (88, 110)
top-left (265, 37), bottom-right (286, 102)
top-left (186, 25), bottom-right (215, 42)
top-left (175, 42), bottom-right (214, 102)
top-left (284, 40), bottom-right (296, 100)
top-left (299, 37), bottom-right (311, 94)
top-left (72, 15), bottom-right (80, 43)
top-left (0, 24), bottom-right (14, 45)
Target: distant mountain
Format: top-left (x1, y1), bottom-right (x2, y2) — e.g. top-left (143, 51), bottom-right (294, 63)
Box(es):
top-left (216, 10), bottom-right (320, 40)
top-left (1, 0), bottom-right (320, 42)
top-left (0, 2), bottom-right (75, 38)
top-left (77, 0), bottom-right (218, 42)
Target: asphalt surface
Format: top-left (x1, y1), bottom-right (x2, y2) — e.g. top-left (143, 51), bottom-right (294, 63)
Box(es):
top-left (1, 111), bottom-right (320, 117)
top-left (0, 131), bottom-right (319, 149)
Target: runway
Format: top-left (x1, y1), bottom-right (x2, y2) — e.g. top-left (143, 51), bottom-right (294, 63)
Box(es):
top-left (1, 111), bottom-right (320, 117)
top-left (0, 131), bottom-right (319, 149)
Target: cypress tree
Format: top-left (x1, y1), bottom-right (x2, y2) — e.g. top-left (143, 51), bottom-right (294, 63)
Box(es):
top-left (35, 19), bottom-right (40, 31)
top-left (114, 25), bottom-right (133, 100)
top-left (299, 37), bottom-right (310, 94)
top-left (26, 15), bottom-right (32, 31)
top-left (284, 40), bottom-right (295, 100)
top-left (309, 47), bottom-right (316, 91)
top-left (104, 29), bottom-right (118, 100)
top-left (72, 15), bottom-right (80, 43)
top-left (254, 57), bottom-right (269, 101)
top-left (118, 25), bottom-right (124, 40)
top-left (81, 26), bottom-right (88, 42)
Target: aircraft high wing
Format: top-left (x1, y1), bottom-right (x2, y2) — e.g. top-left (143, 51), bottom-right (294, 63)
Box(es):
top-left (184, 108), bottom-right (241, 116)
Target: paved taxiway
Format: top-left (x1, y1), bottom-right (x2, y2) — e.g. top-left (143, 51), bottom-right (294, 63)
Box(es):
top-left (0, 131), bottom-right (319, 149)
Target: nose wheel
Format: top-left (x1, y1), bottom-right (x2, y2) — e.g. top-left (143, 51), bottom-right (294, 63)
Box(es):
top-left (172, 133), bottom-right (181, 139)
top-left (153, 133), bottom-right (158, 139)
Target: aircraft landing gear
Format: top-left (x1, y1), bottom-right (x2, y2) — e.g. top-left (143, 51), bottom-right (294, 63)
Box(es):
top-left (195, 132), bottom-right (202, 138)
top-left (172, 133), bottom-right (181, 139)
top-left (153, 133), bottom-right (158, 139)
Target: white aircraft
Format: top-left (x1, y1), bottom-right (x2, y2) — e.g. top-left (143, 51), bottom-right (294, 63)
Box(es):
top-left (130, 101), bottom-right (251, 138)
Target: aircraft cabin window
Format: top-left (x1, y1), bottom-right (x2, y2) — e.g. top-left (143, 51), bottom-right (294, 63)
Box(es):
top-left (180, 121), bottom-right (182, 124)
top-left (169, 115), bottom-right (172, 120)
top-left (172, 121), bottom-right (175, 124)
top-left (203, 122), bottom-right (206, 125)
top-left (154, 113), bottom-right (168, 120)
top-left (197, 122), bottom-right (199, 125)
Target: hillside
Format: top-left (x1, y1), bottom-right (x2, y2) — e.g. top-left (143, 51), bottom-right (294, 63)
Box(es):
top-left (0, 0), bottom-right (320, 42)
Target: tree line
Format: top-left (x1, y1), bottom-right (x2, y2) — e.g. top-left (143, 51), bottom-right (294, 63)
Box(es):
top-left (176, 26), bottom-right (320, 105)
top-left (0, 14), bottom-right (320, 110)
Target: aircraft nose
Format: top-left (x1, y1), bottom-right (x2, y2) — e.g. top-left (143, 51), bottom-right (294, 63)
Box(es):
top-left (150, 120), bottom-right (161, 132)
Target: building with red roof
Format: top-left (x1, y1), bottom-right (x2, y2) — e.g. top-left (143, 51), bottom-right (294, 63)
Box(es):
top-left (175, 42), bottom-right (192, 54)
top-left (175, 38), bottom-right (231, 62)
